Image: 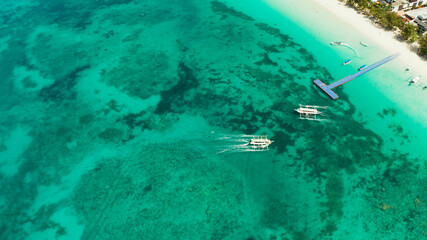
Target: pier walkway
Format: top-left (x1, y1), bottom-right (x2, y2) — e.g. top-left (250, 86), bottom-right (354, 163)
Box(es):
top-left (314, 54), bottom-right (400, 100)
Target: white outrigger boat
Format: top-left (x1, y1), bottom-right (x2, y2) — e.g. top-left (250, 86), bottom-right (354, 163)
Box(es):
top-left (216, 134), bottom-right (273, 154)
top-left (247, 135), bottom-right (273, 150)
top-left (295, 104), bottom-right (328, 120)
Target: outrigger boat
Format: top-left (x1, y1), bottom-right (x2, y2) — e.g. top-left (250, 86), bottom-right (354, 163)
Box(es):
top-left (358, 64), bottom-right (367, 71)
top-left (343, 59), bottom-right (351, 65)
top-left (247, 135), bottom-right (273, 150)
top-left (295, 104), bottom-right (328, 121)
top-left (216, 135), bottom-right (273, 154)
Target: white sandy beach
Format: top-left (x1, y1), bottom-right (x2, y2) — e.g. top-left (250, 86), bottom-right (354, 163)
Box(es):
top-left (266, 0), bottom-right (427, 78)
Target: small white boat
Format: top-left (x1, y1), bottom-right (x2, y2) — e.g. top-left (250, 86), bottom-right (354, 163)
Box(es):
top-left (409, 75), bottom-right (421, 84)
top-left (360, 42), bottom-right (368, 47)
top-left (295, 104), bottom-right (327, 121)
top-left (330, 41), bottom-right (342, 45)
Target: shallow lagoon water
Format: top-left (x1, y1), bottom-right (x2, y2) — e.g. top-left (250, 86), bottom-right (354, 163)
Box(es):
top-left (0, 0), bottom-right (426, 239)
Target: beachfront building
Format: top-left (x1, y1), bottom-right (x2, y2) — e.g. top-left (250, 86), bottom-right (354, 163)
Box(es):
top-left (400, 12), bottom-right (415, 22)
top-left (406, 5), bottom-right (427, 31)
top-left (415, 18), bottom-right (427, 31)
top-left (406, 6), bottom-right (427, 18)
top-left (390, 0), bottom-right (427, 12)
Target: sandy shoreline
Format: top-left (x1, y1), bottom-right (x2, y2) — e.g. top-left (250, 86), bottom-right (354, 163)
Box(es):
top-left (312, 0), bottom-right (427, 77)
top-left (267, 0), bottom-right (427, 80)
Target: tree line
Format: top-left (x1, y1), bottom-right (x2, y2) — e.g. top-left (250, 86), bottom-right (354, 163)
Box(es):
top-left (339, 0), bottom-right (427, 56)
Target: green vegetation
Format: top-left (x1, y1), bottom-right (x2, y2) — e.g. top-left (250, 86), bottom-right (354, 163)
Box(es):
top-left (346, 0), bottom-right (402, 30)
top-left (342, 0), bottom-right (427, 56)
top-left (401, 24), bottom-right (418, 42)
top-left (419, 34), bottom-right (427, 55)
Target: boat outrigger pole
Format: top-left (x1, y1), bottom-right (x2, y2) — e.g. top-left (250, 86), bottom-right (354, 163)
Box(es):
top-left (314, 54), bottom-right (399, 100)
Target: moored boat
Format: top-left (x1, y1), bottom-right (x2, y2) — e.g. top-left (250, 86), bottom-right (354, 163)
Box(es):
top-left (330, 41), bottom-right (342, 45)
top-left (343, 59), bottom-right (351, 65)
top-left (360, 42), bottom-right (368, 47)
top-left (358, 64), bottom-right (367, 71)
top-left (409, 75), bottom-right (421, 84)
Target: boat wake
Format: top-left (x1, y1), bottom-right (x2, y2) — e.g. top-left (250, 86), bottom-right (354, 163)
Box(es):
top-left (214, 134), bottom-right (272, 154)
top-left (330, 42), bottom-right (360, 57)
top-left (341, 43), bottom-right (360, 57)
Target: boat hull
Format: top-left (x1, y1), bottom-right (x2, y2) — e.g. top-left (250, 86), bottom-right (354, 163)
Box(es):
top-left (358, 65), bottom-right (367, 71)
top-left (343, 60), bottom-right (351, 65)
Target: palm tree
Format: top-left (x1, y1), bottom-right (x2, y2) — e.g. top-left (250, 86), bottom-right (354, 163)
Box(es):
top-left (379, 12), bottom-right (403, 30)
top-left (401, 24), bottom-right (418, 43)
top-left (347, 0), bottom-right (356, 7)
top-left (419, 34), bottom-right (427, 56)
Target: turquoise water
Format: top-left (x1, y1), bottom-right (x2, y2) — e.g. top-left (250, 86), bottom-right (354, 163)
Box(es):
top-left (1, 0), bottom-right (426, 239)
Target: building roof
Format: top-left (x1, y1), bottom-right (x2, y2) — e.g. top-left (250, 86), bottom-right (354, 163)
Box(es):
top-left (392, 0), bottom-right (409, 7)
top-left (406, 7), bottom-right (427, 18)
top-left (415, 18), bottom-right (427, 30)
top-left (405, 14), bottom-right (415, 20)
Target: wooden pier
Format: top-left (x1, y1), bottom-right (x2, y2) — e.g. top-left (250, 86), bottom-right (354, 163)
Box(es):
top-left (314, 54), bottom-right (400, 100)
